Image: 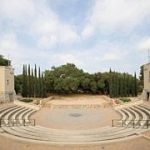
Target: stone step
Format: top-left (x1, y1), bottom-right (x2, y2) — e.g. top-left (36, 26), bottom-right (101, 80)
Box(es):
top-left (0, 106), bottom-right (19, 119)
top-left (12, 107), bottom-right (29, 120)
top-left (127, 107), bottom-right (140, 124)
top-left (132, 107), bottom-right (148, 125)
top-left (135, 105), bottom-right (150, 117)
top-left (121, 108), bottom-right (133, 125)
top-left (2, 125), bottom-right (143, 144)
top-left (0, 104), bottom-right (150, 144)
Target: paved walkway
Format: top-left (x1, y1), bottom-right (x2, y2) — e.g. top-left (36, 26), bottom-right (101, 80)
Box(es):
top-left (0, 135), bottom-right (150, 150)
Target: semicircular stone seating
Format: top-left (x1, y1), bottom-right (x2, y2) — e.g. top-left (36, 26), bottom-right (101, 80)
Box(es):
top-left (0, 102), bottom-right (150, 144)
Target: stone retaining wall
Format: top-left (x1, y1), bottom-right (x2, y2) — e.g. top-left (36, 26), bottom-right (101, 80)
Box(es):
top-left (50, 104), bottom-right (102, 109)
top-left (114, 99), bottom-right (143, 110)
top-left (14, 100), bottom-right (40, 110)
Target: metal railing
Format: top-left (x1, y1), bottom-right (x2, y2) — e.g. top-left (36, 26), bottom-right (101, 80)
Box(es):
top-left (0, 119), bottom-right (36, 127)
top-left (112, 119), bottom-right (150, 129)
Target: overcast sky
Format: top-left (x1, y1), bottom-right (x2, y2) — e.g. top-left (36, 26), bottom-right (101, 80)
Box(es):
top-left (0, 0), bottom-right (150, 75)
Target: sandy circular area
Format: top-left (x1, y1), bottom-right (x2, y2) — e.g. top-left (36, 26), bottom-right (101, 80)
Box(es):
top-left (32, 95), bottom-right (120, 129)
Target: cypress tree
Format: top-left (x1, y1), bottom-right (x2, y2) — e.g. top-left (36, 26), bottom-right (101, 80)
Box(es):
top-left (42, 73), bottom-right (47, 98)
top-left (34, 64), bottom-right (37, 97)
top-left (27, 64), bottom-right (31, 97)
top-left (130, 77), bottom-right (135, 96)
top-left (38, 67), bottom-right (41, 97)
top-left (22, 65), bottom-right (27, 97)
top-left (109, 71), bottom-right (113, 97)
top-left (123, 73), bottom-right (127, 97)
top-left (134, 72), bottom-right (137, 96)
top-left (31, 69), bottom-right (34, 97)
top-left (115, 74), bottom-right (119, 97)
top-left (41, 73), bottom-right (44, 98)
top-left (120, 76), bottom-right (124, 97)
top-left (118, 76), bottom-right (121, 96)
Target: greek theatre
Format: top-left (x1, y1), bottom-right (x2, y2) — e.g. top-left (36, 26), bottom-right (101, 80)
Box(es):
top-left (0, 66), bottom-right (15, 102)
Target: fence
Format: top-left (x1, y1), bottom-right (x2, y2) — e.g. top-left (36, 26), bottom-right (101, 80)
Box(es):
top-left (0, 119), bottom-right (35, 127)
top-left (112, 119), bottom-right (150, 129)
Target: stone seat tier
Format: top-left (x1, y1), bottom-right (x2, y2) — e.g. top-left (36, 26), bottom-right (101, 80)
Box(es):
top-left (131, 107), bottom-right (148, 126)
top-left (0, 104), bottom-right (150, 144)
top-left (0, 106), bottom-right (19, 119)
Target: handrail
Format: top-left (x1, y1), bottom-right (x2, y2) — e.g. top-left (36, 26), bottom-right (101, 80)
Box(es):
top-left (0, 119), bottom-right (35, 127)
top-left (112, 119), bottom-right (150, 128)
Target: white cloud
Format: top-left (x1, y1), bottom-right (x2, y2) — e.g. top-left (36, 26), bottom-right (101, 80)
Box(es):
top-left (102, 52), bottom-right (121, 61)
top-left (82, 0), bottom-right (150, 38)
top-left (0, 32), bottom-right (37, 74)
top-left (47, 43), bottom-right (128, 73)
top-left (0, 0), bottom-right (146, 74)
top-left (52, 53), bottom-right (81, 65)
top-left (0, 33), bottom-right (18, 51)
top-left (0, 0), bottom-right (80, 48)
top-left (102, 46), bottom-right (128, 61)
top-left (32, 13), bottom-right (79, 48)
top-left (81, 24), bottom-right (94, 38)
top-left (0, 0), bottom-right (36, 24)
top-left (138, 38), bottom-right (150, 51)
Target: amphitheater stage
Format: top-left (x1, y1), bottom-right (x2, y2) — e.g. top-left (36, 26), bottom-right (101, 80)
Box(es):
top-left (32, 95), bottom-right (120, 129)
top-left (32, 107), bottom-right (120, 129)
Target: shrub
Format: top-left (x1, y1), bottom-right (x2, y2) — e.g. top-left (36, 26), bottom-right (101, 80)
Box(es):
top-left (119, 98), bottom-right (131, 103)
top-left (20, 98), bottom-right (33, 103)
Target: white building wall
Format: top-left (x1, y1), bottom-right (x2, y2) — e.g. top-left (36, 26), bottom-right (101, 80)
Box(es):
top-left (0, 66), bottom-right (15, 102)
top-left (143, 63), bottom-right (150, 101)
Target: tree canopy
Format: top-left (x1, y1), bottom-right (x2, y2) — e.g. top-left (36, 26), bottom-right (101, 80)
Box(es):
top-left (15, 63), bottom-right (141, 98)
top-left (44, 63), bottom-right (139, 97)
top-left (0, 55), bottom-right (11, 66)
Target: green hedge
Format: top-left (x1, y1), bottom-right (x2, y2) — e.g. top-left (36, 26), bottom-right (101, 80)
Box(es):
top-left (119, 98), bottom-right (131, 103)
top-left (20, 99), bottom-right (33, 103)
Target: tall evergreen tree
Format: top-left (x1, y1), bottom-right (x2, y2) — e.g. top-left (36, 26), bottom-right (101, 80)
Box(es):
top-left (27, 64), bottom-right (31, 97)
top-left (31, 69), bottom-right (34, 97)
top-left (134, 72), bottom-right (138, 96)
top-left (22, 65), bottom-right (27, 97)
top-left (109, 70), bottom-right (113, 97)
top-left (139, 65), bottom-right (144, 86)
top-left (41, 73), bottom-right (46, 98)
top-left (38, 67), bottom-right (41, 97)
top-left (34, 64), bottom-right (38, 97)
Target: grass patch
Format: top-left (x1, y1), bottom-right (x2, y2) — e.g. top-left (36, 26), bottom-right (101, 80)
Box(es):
top-left (20, 98), bottom-right (33, 103)
top-left (119, 98), bottom-right (131, 103)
